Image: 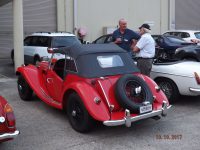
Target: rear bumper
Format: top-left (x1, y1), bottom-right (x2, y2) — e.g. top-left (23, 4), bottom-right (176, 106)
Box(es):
top-left (0, 130), bottom-right (20, 140)
top-left (189, 87), bottom-right (200, 94)
top-left (103, 101), bottom-right (172, 127)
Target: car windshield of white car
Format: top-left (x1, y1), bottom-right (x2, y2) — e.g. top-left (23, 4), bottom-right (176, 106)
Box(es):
top-left (194, 32), bottom-right (200, 39)
top-left (52, 36), bottom-right (81, 48)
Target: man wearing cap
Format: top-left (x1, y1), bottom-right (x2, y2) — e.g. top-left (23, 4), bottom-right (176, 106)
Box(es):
top-left (132, 23), bottom-right (155, 77)
top-left (112, 18), bottom-right (140, 56)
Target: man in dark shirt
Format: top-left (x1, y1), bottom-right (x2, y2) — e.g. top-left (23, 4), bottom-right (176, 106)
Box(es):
top-left (112, 18), bottom-right (140, 54)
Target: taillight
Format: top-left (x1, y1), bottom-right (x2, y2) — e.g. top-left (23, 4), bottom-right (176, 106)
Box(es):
top-left (4, 103), bottom-right (16, 127)
top-left (194, 72), bottom-right (200, 85)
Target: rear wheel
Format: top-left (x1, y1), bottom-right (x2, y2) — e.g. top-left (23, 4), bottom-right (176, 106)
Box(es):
top-left (17, 75), bottom-right (33, 101)
top-left (66, 93), bottom-right (94, 133)
top-left (156, 78), bottom-right (179, 103)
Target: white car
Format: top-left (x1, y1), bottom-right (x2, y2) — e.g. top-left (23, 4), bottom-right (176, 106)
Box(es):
top-left (151, 59), bottom-right (200, 102)
top-left (11, 32), bottom-right (81, 65)
top-left (163, 30), bottom-right (200, 44)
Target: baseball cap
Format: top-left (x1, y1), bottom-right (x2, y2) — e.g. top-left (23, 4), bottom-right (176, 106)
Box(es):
top-left (139, 24), bottom-right (151, 30)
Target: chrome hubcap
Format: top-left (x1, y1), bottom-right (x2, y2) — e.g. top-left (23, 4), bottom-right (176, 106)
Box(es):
top-left (72, 110), bottom-right (76, 117)
top-left (18, 84), bottom-right (23, 91)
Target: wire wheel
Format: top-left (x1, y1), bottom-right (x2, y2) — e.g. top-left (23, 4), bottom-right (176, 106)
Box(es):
top-left (125, 80), bottom-right (146, 104)
top-left (156, 78), bottom-right (179, 103)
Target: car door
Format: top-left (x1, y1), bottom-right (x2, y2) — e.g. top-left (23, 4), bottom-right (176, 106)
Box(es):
top-left (45, 59), bottom-right (64, 102)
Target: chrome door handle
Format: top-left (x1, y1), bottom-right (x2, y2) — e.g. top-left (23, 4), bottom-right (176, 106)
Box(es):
top-left (47, 78), bottom-right (53, 83)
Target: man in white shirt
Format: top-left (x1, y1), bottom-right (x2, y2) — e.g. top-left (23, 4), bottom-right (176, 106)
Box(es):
top-left (132, 24), bottom-right (155, 77)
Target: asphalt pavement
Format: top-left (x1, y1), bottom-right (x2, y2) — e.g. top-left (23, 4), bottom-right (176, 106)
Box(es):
top-left (1, 57), bottom-right (200, 150)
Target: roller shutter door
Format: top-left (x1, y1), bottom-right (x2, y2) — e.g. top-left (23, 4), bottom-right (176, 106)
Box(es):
top-left (0, 0), bottom-right (57, 58)
top-left (175, 0), bottom-right (200, 30)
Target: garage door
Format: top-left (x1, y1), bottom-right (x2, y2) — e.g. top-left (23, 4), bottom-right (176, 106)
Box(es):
top-left (176, 0), bottom-right (200, 30)
top-left (0, 0), bottom-right (57, 58)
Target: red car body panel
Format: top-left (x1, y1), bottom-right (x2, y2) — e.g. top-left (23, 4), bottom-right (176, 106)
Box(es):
top-left (0, 96), bottom-right (19, 142)
top-left (17, 60), bottom-right (169, 122)
top-left (17, 64), bottom-right (111, 121)
top-left (16, 44), bottom-right (171, 131)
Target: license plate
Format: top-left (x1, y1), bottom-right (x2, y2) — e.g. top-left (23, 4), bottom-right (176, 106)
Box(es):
top-left (140, 104), bottom-right (152, 114)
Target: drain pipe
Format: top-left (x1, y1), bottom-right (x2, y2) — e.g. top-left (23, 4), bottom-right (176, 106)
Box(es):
top-left (73, 0), bottom-right (78, 34)
top-left (169, 0), bottom-right (175, 30)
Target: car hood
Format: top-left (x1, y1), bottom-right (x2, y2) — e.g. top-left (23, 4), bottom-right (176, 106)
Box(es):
top-left (180, 45), bottom-right (200, 51)
top-left (152, 61), bottom-right (200, 77)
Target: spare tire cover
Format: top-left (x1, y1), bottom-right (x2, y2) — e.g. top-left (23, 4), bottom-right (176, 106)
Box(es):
top-left (115, 74), bottom-right (153, 113)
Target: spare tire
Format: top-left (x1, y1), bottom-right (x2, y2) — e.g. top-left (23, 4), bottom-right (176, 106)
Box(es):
top-left (115, 74), bottom-right (154, 113)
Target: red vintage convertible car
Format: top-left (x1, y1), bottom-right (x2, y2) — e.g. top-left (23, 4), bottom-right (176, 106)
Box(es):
top-left (0, 96), bottom-right (19, 142)
top-left (16, 44), bottom-right (171, 132)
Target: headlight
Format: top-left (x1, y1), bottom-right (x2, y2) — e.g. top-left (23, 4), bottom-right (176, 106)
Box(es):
top-left (175, 48), bottom-right (181, 54)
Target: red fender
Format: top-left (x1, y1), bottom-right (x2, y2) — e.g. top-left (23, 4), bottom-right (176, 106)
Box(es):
top-left (63, 81), bottom-right (110, 122)
top-left (16, 66), bottom-right (62, 109)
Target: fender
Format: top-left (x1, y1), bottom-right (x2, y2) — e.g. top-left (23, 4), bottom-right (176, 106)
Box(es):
top-left (141, 75), bottom-right (169, 106)
top-left (63, 81), bottom-right (110, 122)
top-left (16, 66), bottom-right (62, 109)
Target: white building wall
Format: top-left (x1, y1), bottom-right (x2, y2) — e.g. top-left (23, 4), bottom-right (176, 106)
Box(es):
top-left (60, 0), bottom-right (169, 42)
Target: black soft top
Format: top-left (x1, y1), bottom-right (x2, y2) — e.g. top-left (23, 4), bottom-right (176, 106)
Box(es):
top-left (53, 43), bottom-right (139, 78)
top-left (53, 43), bottom-right (127, 59)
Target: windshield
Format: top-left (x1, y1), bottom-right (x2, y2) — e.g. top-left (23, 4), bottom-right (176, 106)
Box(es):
top-left (194, 32), bottom-right (200, 39)
top-left (52, 36), bottom-right (81, 48)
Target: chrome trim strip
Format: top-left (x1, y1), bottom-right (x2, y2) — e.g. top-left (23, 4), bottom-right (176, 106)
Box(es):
top-left (97, 80), bottom-right (111, 109)
top-left (0, 130), bottom-right (20, 140)
top-left (151, 71), bottom-right (193, 78)
top-left (189, 87), bottom-right (200, 93)
top-left (103, 102), bottom-right (172, 127)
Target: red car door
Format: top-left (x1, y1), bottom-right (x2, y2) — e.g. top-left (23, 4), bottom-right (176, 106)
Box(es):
top-left (45, 70), bottom-right (63, 102)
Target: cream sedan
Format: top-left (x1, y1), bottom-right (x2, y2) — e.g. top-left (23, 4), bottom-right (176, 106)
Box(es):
top-left (151, 59), bottom-right (200, 103)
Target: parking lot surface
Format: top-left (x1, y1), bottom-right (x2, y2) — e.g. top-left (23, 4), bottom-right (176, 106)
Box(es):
top-left (1, 58), bottom-right (200, 150)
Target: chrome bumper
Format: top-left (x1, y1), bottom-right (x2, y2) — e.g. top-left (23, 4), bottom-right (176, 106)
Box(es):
top-left (189, 87), bottom-right (200, 94)
top-left (0, 130), bottom-right (20, 140)
top-left (103, 101), bottom-right (172, 127)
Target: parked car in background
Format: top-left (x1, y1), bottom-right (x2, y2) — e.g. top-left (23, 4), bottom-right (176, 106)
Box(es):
top-left (16, 44), bottom-right (171, 133)
top-left (151, 59), bottom-right (200, 103)
top-left (11, 32), bottom-right (81, 65)
top-left (0, 96), bottom-right (19, 142)
top-left (92, 34), bottom-right (112, 44)
top-left (152, 35), bottom-right (195, 59)
top-left (163, 30), bottom-right (200, 44)
top-left (175, 45), bottom-right (200, 61)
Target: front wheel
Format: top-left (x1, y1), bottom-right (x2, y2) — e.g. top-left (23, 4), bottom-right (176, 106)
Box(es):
top-left (156, 78), bottom-right (179, 103)
top-left (66, 93), bottom-right (94, 133)
top-left (17, 75), bottom-right (33, 101)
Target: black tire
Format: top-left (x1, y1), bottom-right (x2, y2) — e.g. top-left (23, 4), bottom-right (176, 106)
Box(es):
top-left (17, 75), bottom-right (33, 101)
top-left (115, 74), bottom-right (154, 113)
top-left (156, 78), bottom-right (179, 103)
top-left (66, 93), bottom-right (94, 133)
